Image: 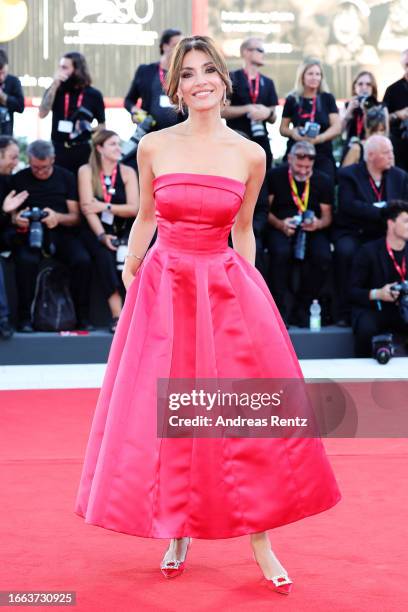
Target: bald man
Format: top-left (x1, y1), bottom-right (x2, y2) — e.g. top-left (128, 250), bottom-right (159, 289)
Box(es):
top-left (383, 49), bottom-right (408, 172)
top-left (333, 135), bottom-right (408, 325)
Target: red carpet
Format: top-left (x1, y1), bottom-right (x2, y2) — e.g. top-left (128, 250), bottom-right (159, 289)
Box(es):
top-left (1, 389), bottom-right (407, 611)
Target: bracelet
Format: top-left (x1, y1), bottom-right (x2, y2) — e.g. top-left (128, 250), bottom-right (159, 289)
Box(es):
top-left (370, 289), bottom-right (377, 300)
top-left (126, 252), bottom-right (144, 261)
top-left (97, 232), bottom-right (106, 242)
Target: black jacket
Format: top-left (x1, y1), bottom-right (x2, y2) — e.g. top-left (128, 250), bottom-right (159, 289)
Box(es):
top-left (335, 162), bottom-right (408, 240)
top-left (124, 63), bottom-right (159, 114)
top-left (350, 237), bottom-right (408, 323)
top-left (0, 74), bottom-right (24, 135)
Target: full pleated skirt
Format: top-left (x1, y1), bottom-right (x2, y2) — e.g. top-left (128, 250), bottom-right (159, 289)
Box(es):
top-left (74, 244), bottom-right (341, 538)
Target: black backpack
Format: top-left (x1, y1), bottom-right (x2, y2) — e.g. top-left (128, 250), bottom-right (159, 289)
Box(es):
top-left (31, 265), bottom-right (77, 331)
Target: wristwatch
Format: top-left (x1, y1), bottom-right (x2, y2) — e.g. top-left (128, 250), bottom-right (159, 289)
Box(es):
top-left (105, 203), bottom-right (112, 211)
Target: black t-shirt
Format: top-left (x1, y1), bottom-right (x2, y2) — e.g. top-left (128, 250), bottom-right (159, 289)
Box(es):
top-left (9, 165), bottom-right (78, 214)
top-left (51, 85), bottom-right (105, 143)
top-left (124, 62), bottom-right (183, 130)
top-left (227, 69), bottom-right (278, 137)
top-left (266, 165), bottom-right (334, 219)
top-left (383, 78), bottom-right (408, 139)
top-left (96, 164), bottom-right (133, 236)
top-left (282, 92), bottom-right (339, 157)
top-left (0, 74), bottom-right (25, 135)
top-left (0, 174), bottom-right (11, 230)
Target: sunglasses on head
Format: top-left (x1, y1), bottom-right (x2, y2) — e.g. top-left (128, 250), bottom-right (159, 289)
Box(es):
top-left (294, 153), bottom-right (316, 161)
top-left (248, 47), bottom-right (265, 53)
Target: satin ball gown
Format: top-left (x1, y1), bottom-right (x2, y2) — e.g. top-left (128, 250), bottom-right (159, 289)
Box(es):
top-left (74, 172), bottom-right (341, 539)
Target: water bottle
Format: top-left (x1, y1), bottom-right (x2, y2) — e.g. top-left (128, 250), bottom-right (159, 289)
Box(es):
top-left (309, 299), bottom-right (321, 332)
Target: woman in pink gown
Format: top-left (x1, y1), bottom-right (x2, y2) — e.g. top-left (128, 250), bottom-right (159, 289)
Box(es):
top-left (75, 36), bottom-right (341, 595)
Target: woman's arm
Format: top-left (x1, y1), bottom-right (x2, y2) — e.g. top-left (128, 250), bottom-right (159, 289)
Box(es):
top-left (279, 116), bottom-right (303, 141)
top-left (341, 142), bottom-right (361, 167)
top-left (109, 165), bottom-right (139, 218)
top-left (312, 113), bottom-right (341, 145)
top-left (121, 135), bottom-right (158, 288)
top-left (231, 144), bottom-right (266, 265)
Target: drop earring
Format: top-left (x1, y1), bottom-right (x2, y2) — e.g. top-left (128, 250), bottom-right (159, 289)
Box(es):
top-left (222, 89), bottom-right (227, 105)
top-left (177, 94), bottom-right (185, 115)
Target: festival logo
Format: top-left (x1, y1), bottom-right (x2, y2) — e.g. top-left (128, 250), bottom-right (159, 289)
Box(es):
top-left (0, 0), bottom-right (28, 42)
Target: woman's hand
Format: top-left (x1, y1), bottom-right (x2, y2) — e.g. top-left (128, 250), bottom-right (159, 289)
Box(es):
top-left (291, 128), bottom-right (306, 142)
top-left (101, 234), bottom-right (118, 251)
top-left (82, 199), bottom-right (106, 215)
top-left (122, 259), bottom-right (141, 290)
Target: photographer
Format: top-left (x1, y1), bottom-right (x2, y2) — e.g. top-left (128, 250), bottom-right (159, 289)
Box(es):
top-left (124, 29), bottom-right (183, 132)
top-left (334, 135), bottom-right (408, 326)
top-left (383, 49), bottom-right (408, 172)
top-left (0, 49), bottom-right (24, 136)
top-left (266, 141), bottom-right (333, 326)
top-left (342, 105), bottom-right (389, 167)
top-left (0, 135), bottom-right (24, 339)
top-left (78, 129), bottom-right (139, 333)
top-left (9, 140), bottom-right (92, 332)
top-left (350, 200), bottom-right (408, 357)
top-left (280, 59), bottom-right (341, 182)
top-left (341, 71), bottom-right (379, 150)
top-left (39, 52), bottom-right (105, 175)
top-left (222, 37), bottom-right (278, 169)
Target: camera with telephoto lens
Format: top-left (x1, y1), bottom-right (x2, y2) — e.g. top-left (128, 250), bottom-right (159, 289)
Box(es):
top-left (111, 237), bottom-right (128, 271)
top-left (69, 106), bottom-right (94, 143)
top-left (289, 210), bottom-right (315, 260)
top-left (121, 112), bottom-right (157, 163)
top-left (299, 122), bottom-right (321, 139)
top-left (390, 280), bottom-right (408, 324)
top-left (372, 333), bottom-right (394, 364)
top-left (357, 94), bottom-right (377, 110)
top-left (20, 207), bottom-right (49, 249)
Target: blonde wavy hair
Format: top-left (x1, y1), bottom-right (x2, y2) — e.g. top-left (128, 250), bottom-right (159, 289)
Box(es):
top-left (89, 128), bottom-right (118, 200)
top-left (290, 59), bottom-right (330, 99)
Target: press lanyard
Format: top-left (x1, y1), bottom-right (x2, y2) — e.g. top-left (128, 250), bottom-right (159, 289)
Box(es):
top-left (158, 65), bottom-right (167, 91)
top-left (64, 92), bottom-right (84, 120)
top-left (288, 169), bottom-right (310, 213)
top-left (386, 241), bottom-right (407, 282)
top-left (368, 175), bottom-right (383, 201)
top-left (244, 71), bottom-right (260, 104)
top-left (355, 112), bottom-right (364, 138)
top-left (100, 165), bottom-right (118, 204)
top-left (299, 96), bottom-right (316, 122)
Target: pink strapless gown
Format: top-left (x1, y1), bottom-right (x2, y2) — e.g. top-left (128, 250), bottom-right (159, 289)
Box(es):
top-left (75, 173), bottom-right (341, 539)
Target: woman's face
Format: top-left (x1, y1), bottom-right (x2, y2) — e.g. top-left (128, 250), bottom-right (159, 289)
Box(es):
top-left (178, 49), bottom-right (225, 112)
top-left (354, 74), bottom-right (373, 97)
top-left (302, 65), bottom-right (322, 91)
top-left (99, 135), bottom-right (121, 162)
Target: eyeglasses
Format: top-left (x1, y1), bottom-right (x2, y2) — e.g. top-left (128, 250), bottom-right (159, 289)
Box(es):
top-left (247, 47), bottom-right (265, 53)
top-left (294, 153), bottom-right (316, 161)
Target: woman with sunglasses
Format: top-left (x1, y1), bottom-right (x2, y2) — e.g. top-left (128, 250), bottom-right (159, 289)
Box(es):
top-left (280, 59), bottom-right (341, 182)
top-left (78, 128), bottom-right (139, 332)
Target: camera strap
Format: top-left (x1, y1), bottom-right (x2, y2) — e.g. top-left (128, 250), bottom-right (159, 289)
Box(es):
top-left (355, 111), bottom-right (364, 138)
top-left (100, 165), bottom-right (118, 203)
top-left (64, 92), bottom-right (84, 119)
top-left (386, 241), bottom-right (407, 282)
top-left (244, 70), bottom-right (260, 104)
top-left (288, 169), bottom-right (310, 213)
top-left (298, 96), bottom-right (316, 122)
